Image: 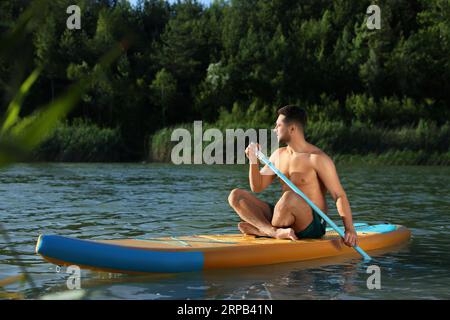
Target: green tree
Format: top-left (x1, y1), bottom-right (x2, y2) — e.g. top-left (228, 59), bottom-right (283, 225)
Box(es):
top-left (150, 68), bottom-right (177, 126)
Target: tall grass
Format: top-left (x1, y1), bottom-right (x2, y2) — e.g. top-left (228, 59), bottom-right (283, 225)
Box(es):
top-left (32, 119), bottom-right (123, 162)
top-left (149, 119), bottom-right (450, 165)
top-left (306, 120), bottom-right (450, 155)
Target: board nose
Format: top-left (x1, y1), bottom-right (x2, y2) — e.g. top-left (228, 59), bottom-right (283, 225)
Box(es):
top-left (35, 234), bottom-right (43, 254)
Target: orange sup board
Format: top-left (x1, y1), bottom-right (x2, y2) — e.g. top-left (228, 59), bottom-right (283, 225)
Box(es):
top-left (36, 224), bottom-right (411, 274)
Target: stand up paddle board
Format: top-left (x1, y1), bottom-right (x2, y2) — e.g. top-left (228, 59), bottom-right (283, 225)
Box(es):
top-left (35, 223), bottom-right (410, 274)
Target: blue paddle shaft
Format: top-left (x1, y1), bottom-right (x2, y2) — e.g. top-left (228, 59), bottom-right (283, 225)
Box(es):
top-left (254, 148), bottom-right (372, 261)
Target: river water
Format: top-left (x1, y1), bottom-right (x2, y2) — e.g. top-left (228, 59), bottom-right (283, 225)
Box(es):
top-left (0, 163), bottom-right (449, 299)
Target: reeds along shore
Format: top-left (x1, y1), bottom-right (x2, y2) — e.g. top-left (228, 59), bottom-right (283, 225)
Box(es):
top-left (26, 112), bottom-right (450, 165)
top-left (150, 120), bottom-right (450, 166)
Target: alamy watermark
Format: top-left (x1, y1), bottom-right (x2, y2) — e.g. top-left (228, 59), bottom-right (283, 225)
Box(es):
top-left (64, 5), bottom-right (379, 32)
top-left (170, 121), bottom-right (279, 165)
top-left (66, 5), bottom-right (81, 30)
top-left (366, 265), bottom-right (381, 289)
top-left (56, 265), bottom-right (81, 290)
top-left (367, 5), bottom-right (381, 30)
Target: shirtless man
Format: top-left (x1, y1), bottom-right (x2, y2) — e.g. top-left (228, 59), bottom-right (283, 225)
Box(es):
top-left (228, 105), bottom-right (358, 247)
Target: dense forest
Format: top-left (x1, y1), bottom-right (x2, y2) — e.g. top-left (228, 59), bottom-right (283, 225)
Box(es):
top-left (1, 0), bottom-right (449, 163)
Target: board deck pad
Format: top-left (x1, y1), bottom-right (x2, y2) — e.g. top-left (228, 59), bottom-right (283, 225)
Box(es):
top-left (99, 223), bottom-right (399, 249)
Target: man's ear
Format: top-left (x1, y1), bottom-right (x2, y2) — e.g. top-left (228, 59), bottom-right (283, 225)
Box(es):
top-left (289, 124), bottom-right (296, 133)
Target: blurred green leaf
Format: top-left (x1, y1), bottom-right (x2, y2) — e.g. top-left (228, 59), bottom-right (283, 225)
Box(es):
top-left (0, 42), bottom-right (124, 167)
top-left (0, 2), bottom-right (125, 299)
top-left (1, 68), bottom-right (41, 135)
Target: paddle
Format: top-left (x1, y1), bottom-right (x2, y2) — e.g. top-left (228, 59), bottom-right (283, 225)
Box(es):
top-left (253, 144), bottom-right (372, 261)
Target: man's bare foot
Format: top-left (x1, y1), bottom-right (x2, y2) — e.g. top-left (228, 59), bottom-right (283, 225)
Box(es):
top-left (238, 222), bottom-right (267, 237)
top-left (273, 228), bottom-right (298, 240)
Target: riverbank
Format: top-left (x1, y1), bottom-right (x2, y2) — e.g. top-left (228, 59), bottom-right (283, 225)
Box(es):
top-left (26, 118), bottom-right (450, 165)
top-left (149, 120), bottom-right (450, 166)
top-left (31, 120), bottom-right (123, 162)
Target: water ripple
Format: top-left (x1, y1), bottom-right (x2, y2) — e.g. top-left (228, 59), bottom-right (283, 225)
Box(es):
top-left (0, 163), bottom-right (449, 299)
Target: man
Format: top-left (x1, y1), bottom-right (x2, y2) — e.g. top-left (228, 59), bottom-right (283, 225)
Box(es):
top-left (228, 105), bottom-right (358, 247)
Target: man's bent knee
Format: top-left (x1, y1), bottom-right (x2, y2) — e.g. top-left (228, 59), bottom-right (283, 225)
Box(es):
top-left (273, 193), bottom-right (296, 216)
top-left (228, 188), bottom-right (246, 208)
top-left (280, 190), bottom-right (297, 202)
top-left (272, 191), bottom-right (308, 227)
top-left (278, 191), bottom-right (309, 210)
top-left (272, 212), bottom-right (295, 228)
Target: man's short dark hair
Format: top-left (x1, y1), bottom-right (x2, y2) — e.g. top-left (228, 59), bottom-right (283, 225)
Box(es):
top-left (277, 105), bottom-right (307, 130)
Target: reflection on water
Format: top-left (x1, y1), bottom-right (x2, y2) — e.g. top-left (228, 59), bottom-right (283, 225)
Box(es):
top-left (0, 163), bottom-right (449, 299)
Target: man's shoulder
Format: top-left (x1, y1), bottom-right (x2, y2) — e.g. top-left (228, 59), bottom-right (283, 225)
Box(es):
top-left (309, 147), bottom-right (327, 158)
top-left (270, 147), bottom-right (287, 156)
top-left (301, 142), bottom-right (324, 156)
top-left (309, 148), bottom-right (334, 167)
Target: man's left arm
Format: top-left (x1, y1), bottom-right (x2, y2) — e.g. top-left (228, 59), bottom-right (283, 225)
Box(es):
top-left (312, 153), bottom-right (357, 247)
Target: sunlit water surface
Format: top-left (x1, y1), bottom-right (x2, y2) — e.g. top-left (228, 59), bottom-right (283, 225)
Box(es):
top-left (0, 163), bottom-right (449, 299)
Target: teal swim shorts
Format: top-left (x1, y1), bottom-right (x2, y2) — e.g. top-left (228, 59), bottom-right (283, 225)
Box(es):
top-left (266, 201), bottom-right (327, 239)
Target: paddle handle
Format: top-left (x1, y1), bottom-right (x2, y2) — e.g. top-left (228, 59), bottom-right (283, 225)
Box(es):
top-left (254, 146), bottom-right (372, 261)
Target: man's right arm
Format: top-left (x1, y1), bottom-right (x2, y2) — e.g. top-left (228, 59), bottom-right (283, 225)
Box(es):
top-left (246, 145), bottom-right (278, 192)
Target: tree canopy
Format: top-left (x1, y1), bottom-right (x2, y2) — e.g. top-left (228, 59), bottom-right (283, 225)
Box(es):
top-left (1, 0), bottom-right (449, 160)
